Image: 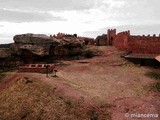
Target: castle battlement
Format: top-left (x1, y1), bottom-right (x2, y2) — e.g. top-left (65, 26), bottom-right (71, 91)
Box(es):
top-left (117, 31), bottom-right (130, 36)
top-left (110, 28), bottom-right (160, 54)
top-left (130, 34), bottom-right (160, 41)
top-left (108, 29), bottom-right (114, 31)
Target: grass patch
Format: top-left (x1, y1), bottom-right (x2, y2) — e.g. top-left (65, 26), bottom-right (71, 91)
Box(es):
top-left (145, 72), bottom-right (160, 79)
top-left (0, 67), bottom-right (16, 73)
top-left (55, 62), bottom-right (70, 67)
top-left (0, 73), bottom-right (5, 82)
top-left (152, 82), bottom-right (160, 92)
top-left (51, 75), bottom-right (58, 78)
top-left (100, 103), bottom-right (112, 108)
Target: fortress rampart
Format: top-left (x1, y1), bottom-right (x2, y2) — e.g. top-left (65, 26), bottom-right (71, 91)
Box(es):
top-left (112, 31), bottom-right (130, 50)
top-left (110, 29), bottom-right (160, 54)
top-left (128, 35), bottom-right (160, 54)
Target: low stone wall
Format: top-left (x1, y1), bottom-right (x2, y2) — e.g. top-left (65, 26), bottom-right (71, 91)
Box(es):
top-left (18, 64), bottom-right (55, 73)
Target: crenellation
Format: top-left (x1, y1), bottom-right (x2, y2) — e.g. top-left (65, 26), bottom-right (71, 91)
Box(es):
top-left (127, 30), bottom-right (130, 35)
top-left (153, 34), bottom-right (156, 37)
top-left (117, 31), bottom-right (130, 36)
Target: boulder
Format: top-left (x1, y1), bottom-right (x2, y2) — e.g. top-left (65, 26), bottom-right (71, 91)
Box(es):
top-left (13, 33), bottom-right (54, 44)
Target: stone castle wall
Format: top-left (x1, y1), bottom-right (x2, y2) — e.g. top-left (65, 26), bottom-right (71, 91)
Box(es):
top-left (113, 31), bottom-right (130, 51)
top-left (128, 35), bottom-right (160, 54)
top-left (111, 29), bottom-right (160, 54)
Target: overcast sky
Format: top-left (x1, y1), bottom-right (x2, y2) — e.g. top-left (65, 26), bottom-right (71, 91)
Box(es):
top-left (0, 0), bottom-right (160, 44)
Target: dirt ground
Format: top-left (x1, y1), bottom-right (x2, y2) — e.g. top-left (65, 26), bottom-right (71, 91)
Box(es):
top-left (0, 46), bottom-right (160, 120)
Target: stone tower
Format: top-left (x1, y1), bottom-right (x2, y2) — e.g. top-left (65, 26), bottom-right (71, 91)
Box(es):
top-left (107, 29), bottom-right (116, 45)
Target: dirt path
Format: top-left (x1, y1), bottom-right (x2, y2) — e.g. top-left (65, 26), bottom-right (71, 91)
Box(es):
top-left (2, 72), bottom-right (160, 120)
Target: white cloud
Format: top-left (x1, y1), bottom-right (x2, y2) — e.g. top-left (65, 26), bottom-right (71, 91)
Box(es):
top-left (0, 0), bottom-right (160, 44)
top-left (0, 0), bottom-right (94, 11)
top-left (0, 8), bottom-right (66, 22)
top-left (102, 0), bottom-right (126, 8)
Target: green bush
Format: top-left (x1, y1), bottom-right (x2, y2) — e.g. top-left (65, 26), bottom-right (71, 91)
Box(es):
top-left (145, 72), bottom-right (160, 79)
top-left (68, 50), bottom-right (82, 57)
top-left (0, 44), bottom-right (10, 48)
top-left (152, 83), bottom-right (160, 92)
top-left (84, 50), bottom-right (94, 58)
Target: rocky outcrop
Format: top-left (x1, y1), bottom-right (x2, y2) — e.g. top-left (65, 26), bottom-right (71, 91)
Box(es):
top-left (0, 48), bottom-right (11, 58)
top-left (0, 48), bottom-right (22, 68)
top-left (10, 43), bottom-right (51, 56)
top-left (13, 34), bottom-right (54, 44)
top-left (10, 33), bottom-right (85, 62)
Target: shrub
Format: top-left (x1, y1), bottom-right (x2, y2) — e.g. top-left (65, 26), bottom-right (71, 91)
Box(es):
top-left (68, 50), bottom-right (82, 57)
top-left (84, 50), bottom-right (94, 58)
top-left (87, 107), bottom-right (98, 120)
top-left (0, 44), bottom-right (10, 48)
top-left (65, 100), bottom-right (74, 108)
top-left (145, 72), bottom-right (160, 79)
top-left (152, 82), bottom-right (160, 92)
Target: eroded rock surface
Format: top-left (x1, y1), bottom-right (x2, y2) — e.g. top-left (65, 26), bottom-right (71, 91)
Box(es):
top-left (11, 33), bottom-right (85, 57)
